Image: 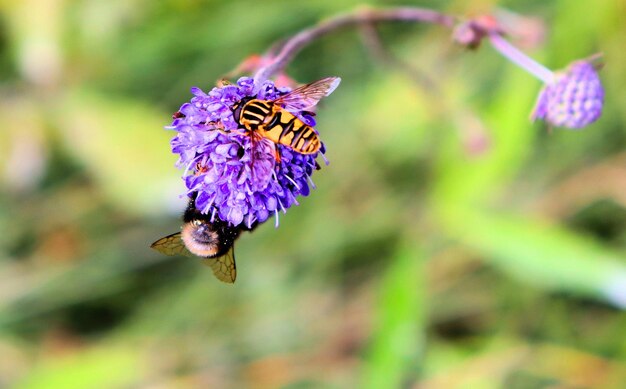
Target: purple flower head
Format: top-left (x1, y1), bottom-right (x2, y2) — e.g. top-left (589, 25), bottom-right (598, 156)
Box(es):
top-left (169, 77), bottom-right (325, 228)
top-left (531, 60), bottom-right (604, 129)
top-left (488, 33), bottom-right (604, 130)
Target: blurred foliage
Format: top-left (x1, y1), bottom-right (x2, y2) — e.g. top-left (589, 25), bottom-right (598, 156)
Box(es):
top-left (1, 0), bottom-right (626, 388)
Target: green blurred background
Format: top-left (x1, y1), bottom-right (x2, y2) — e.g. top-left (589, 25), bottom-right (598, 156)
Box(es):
top-left (1, 0), bottom-right (625, 388)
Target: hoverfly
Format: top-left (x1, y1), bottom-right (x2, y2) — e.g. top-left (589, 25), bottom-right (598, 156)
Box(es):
top-left (232, 77), bottom-right (341, 156)
top-left (150, 200), bottom-right (254, 283)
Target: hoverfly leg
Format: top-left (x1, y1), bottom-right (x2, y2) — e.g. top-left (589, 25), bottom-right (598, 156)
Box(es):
top-left (273, 147), bottom-right (282, 164)
top-left (249, 131), bottom-right (261, 178)
top-left (213, 126), bottom-right (249, 138)
top-left (214, 128), bottom-right (239, 136)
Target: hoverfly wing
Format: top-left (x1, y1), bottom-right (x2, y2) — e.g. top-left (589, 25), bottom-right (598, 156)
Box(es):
top-left (273, 77), bottom-right (341, 111)
top-left (201, 245), bottom-right (237, 283)
top-left (150, 232), bottom-right (194, 257)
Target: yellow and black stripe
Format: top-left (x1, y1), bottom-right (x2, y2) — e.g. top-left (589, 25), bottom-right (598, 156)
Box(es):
top-left (236, 99), bottom-right (321, 155)
top-left (239, 100), bottom-right (272, 127)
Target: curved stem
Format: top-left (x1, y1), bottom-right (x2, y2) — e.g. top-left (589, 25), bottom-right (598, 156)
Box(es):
top-left (253, 6), bottom-right (455, 86)
top-left (488, 33), bottom-right (554, 83)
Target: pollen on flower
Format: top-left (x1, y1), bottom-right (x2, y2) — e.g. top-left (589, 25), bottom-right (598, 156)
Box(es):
top-left (531, 59), bottom-right (604, 129)
top-left (169, 77), bottom-right (323, 228)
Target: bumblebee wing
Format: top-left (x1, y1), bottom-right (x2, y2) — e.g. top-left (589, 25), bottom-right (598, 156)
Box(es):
top-left (273, 77), bottom-right (341, 111)
top-left (150, 232), bottom-right (194, 257)
top-left (202, 245), bottom-right (237, 283)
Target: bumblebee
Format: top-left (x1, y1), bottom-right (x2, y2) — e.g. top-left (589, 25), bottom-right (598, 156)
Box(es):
top-left (232, 77), bottom-right (341, 155)
top-left (151, 201), bottom-right (254, 283)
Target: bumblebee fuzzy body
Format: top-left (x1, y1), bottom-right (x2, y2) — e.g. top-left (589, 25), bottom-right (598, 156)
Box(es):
top-left (179, 203), bottom-right (241, 258)
top-left (150, 201), bottom-right (254, 283)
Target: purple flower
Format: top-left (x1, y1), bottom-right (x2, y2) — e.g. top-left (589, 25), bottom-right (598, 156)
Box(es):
top-left (531, 60), bottom-right (604, 129)
top-left (488, 33), bottom-right (604, 130)
top-left (168, 77), bottom-right (324, 228)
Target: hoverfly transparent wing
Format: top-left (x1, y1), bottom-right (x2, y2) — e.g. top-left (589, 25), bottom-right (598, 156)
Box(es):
top-left (201, 245), bottom-right (237, 283)
top-left (273, 77), bottom-right (341, 111)
top-left (150, 232), bottom-right (194, 257)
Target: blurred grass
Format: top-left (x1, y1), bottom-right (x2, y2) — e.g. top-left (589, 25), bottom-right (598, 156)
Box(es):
top-left (362, 243), bottom-right (426, 389)
top-left (1, 0), bottom-right (625, 388)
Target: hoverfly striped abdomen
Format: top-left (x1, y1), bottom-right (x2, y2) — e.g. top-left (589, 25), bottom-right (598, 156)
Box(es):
top-left (233, 77), bottom-right (340, 156)
top-left (237, 99), bottom-right (321, 155)
top-left (265, 108), bottom-right (320, 154)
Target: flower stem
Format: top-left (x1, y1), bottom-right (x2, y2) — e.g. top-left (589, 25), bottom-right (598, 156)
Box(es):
top-left (488, 33), bottom-right (554, 83)
top-left (253, 6), bottom-right (455, 86)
